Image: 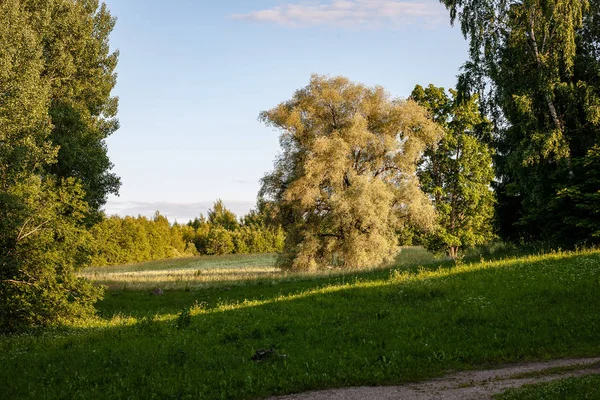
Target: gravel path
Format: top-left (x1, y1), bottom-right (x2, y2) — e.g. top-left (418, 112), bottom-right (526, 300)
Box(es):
top-left (271, 357), bottom-right (600, 400)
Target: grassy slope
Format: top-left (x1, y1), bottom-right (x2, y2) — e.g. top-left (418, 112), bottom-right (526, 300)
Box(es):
top-left (2, 249), bottom-right (600, 399)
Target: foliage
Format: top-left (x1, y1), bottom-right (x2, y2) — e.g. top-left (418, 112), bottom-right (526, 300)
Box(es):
top-left (92, 201), bottom-right (284, 266)
top-left (204, 226), bottom-right (235, 255)
top-left (556, 146), bottom-right (600, 241)
top-left (21, 0), bottom-right (121, 222)
top-left (410, 84), bottom-right (496, 257)
top-left (2, 250), bottom-right (600, 398)
top-left (260, 75), bottom-right (443, 270)
top-left (0, 176), bottom-right (103, 332)
top-left (90, 212), bottom-right (198, 266)
top-left (440, 0), bottom-right (600, 246)
top-left (0, 0), bottom-right (104, 332)
top-left (207, 199), bottom-right (239, 231)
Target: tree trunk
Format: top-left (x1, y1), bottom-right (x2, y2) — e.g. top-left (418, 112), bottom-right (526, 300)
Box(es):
top-left (448, 246), bottom-right (459, 259)
top-left (528, 10), bottom-right (563, 133)
top-left (528, 9), bottom-right (572, 174)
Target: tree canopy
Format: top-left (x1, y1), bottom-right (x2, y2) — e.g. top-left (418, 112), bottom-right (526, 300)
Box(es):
top-left (20, 0), bottom-right (121, 223)
top-left (260, 75), bottom-right (443, 270)
top-left (207, 199), bottom-right (240, 231)
top-left (0, 0), bottom-right (110, 332)
top-left (440, 0), bottom-right (600, 246)
top-left (411, 84), bottom-right (495, 257)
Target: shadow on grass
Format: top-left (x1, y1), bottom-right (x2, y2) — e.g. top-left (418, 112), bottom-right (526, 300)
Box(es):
top-left (2, 251), bottom-right (600, 399)
top-left (92, 246), bottom-right (542, 319)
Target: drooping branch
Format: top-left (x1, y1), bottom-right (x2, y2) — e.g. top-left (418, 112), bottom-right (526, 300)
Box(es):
top-left (1, 279), bottom-right (35, 287)
top-left (16, 219), bottom-right (51, 243)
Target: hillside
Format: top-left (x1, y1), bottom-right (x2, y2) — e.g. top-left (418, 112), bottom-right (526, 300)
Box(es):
top-left (2, 249), bottom-right (600, 399)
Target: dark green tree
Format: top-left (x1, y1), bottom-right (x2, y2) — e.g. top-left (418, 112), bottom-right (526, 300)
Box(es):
top-left (23, 0), bottom-right (121, 223)
top-left (0, 0), bottom-right (102, 332)
top-left (187, 214), bottom-right (208, 230)
top-left (440, 0), bottom-right (600, 245)
top-left (411, 85), bottom-right (495, 257)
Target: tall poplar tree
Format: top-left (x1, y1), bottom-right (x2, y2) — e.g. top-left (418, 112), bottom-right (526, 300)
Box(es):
top-left (23, 0), bottom-right (121, 222)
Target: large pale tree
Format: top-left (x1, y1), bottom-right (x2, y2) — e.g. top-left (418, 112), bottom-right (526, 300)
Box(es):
top-left (260, 75), bottom-right (443, 270)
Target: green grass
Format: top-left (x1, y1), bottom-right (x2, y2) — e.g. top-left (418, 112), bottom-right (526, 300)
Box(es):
top-left (79, 247), bottom-right (441, 291)
top-left (80, 253), bottom-right (280, 290)
top-left (2, 248), bottom-right (600, 399)
top-left (84, 253), bottom-right (280, 274)
top-left (496, 374), bottom-right (600, 399)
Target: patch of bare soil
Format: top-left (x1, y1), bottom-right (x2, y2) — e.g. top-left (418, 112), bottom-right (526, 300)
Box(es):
top-left (271, 357), bottom-right (600, 400)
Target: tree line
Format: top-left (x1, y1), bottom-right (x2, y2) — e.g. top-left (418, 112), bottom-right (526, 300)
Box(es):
top-left (91, 201), bottom-right (284, 267)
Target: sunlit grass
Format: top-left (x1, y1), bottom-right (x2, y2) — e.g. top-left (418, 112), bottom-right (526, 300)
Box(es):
top-left (81, 247), bottom-right (595, 328)
top-left (85, 253), bottom-right (279, 273)
top-left (79, 247), bottom-right (443, 290)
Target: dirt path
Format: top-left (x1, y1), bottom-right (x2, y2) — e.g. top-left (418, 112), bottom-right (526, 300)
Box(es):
top-left (272, 357), bottom-right (600, 400)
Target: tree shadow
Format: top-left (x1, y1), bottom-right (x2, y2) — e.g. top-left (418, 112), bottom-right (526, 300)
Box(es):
top-left (92, 247), bottom-right (577, 320)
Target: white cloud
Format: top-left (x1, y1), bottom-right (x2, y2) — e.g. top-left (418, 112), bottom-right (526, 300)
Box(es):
top-left (232, 0), bottom-right (445, 29)
top-left (103, 200), bottom-right (256, 224)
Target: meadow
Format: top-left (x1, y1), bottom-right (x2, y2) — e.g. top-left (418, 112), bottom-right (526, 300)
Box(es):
top-left (2, 247), bottom-right (600, 399)
top-left (79, 253), bottom-right (281, 291)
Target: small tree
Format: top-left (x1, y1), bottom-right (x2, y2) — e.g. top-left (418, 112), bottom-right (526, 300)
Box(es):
top-left (410, 84), bottom-right (496, 258)
top-left (260, 75), bottom-right (443, 270)
top-left (207, 200), bottom-right (239, 231)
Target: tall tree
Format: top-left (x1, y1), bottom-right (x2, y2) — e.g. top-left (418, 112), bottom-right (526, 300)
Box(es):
top-left (23, 0), bottom-right (121, 222)
top-left (440, 0), bottom-right (600, 245)
top-left (411, 84), bottom-right (495, 257)
top-left (260, 75), bottom-right (442, 270)
top-left (0, 0), bottom-right (102, 332)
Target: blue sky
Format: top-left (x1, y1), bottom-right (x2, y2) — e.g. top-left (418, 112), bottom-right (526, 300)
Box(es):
top-left (102, 0), bottom-right (468, 223)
